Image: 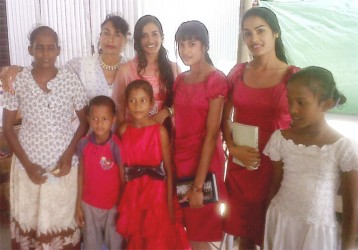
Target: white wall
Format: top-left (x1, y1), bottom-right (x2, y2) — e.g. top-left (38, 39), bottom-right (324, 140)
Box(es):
top-left (6, 0), bottom-right (141, 66)
top-left (141, 0), bottom-right (241, 74)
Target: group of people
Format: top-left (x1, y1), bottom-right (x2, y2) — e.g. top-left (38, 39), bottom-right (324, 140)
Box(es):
top-left (1, 5), bottom-right (357, 250)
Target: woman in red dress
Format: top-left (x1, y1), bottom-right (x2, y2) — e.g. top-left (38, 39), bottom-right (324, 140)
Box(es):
top-left (173, 20), bottom-right (228, 249)
top-left (222, 7), bottom-right (299, 249)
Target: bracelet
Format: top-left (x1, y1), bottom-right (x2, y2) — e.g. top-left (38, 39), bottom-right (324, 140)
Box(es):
top-left (191, 185), bottom-right (203, 192)
top-left (165, 106), bottom-right (173, 117)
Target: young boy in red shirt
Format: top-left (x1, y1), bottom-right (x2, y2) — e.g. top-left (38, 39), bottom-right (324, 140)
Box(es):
top-left (76, 95), bottom-right (124, 249)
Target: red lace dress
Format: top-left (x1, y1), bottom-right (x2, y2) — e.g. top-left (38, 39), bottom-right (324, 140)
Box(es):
top-left (224, 63), bottom-right (299, 245)
top-left (117, 124), bottom-right (189, 249)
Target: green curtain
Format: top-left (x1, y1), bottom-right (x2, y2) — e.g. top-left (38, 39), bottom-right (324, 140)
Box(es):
top-left (261, 0), bottom-right (358, 115)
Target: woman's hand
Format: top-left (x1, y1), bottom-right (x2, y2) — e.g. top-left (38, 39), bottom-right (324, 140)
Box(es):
top-left (229, 144), bottom-right (261, 170)
top-left (188, 189), bottom-right (204, 208)
top-left (152, 108), bottom-right (172, 124)
top-left (53, 152), bottom-right (72, 177)
top-left (24, 162), bottom-right (47, 185)
top-left (75, 203), bottom-right (85, 228)
top-left (0, 65), bottom-right (22, 94)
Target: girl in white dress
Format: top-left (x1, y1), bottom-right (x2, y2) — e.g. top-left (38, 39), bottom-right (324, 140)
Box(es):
top-left (263, 66), bottom-right (358, 250)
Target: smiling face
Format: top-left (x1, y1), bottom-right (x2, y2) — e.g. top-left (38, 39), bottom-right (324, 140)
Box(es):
top-left (28, 30), bottom-right (60, 69)
top-left (140, 22), bottom-right (163, 56)
top-left (99, 21), bottom-right (127, 55)
top-left (127, 88), bottom-right (154, 122)
top-left (178, 39), bottom-right (206, 66)
top-left (242, 16), bottom-right (277, 58)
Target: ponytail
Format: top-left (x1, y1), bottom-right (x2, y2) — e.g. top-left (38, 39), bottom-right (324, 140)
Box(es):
top-left (205, 51), bottom-right (214, 66)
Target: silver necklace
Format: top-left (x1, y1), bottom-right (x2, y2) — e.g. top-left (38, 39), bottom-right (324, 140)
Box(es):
top-left (98, 55), bottom-right (120, 71)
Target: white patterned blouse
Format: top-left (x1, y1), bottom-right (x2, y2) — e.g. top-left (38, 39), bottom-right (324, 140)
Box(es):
top-left (2, 67), bottom-right (88, 170)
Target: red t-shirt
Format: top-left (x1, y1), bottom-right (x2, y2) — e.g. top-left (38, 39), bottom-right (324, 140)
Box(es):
top-left (77, 132), bottom-right (121, 209)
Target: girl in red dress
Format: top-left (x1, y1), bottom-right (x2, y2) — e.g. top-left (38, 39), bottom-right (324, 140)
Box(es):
top-left (116, 80), bottom-right (189, 249)
top-left (222, 7), bottom-right (299, 249)
top-left (173, 20), bottom-right (228, 249)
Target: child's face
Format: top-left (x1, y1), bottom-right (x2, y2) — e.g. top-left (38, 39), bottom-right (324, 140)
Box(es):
top-left (178, 39), bottom-right (205, 66)
top-left (28, 31), bottom-right (60, 69)
top-left (287, 82), bottom-right (330, 129)
top-left (140, 22), bottom-right (163, 56)
top-left (88, 105), bottom-right (115, 140)
top-left (242, 16), bottom-right (277, 58)
top-left (127, 88), bottom-right (154, 121)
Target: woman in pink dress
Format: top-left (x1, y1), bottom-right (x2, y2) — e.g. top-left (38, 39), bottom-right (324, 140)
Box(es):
top-left (112, 15), bottom-right (180, 129)
top-left (173, 20), bottom-right (228, 249)
top-left (222, 7), bottom-right (299, 249)
top-left (117, 80), bottom-right (189, 249)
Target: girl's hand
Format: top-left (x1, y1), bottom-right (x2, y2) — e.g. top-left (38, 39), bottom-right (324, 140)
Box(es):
top-left (24, 162), bottom-right (47, 185)
top-left (0, 66), bottom-right (22, 94)
top-left (229, 145), bottom-right (261, 170)
top-left (188, 189), bottom-right (204, 208)
top-left (53, 153), bottom-right (72, 177)
top-left (75, 204), bottom-right (85, 228)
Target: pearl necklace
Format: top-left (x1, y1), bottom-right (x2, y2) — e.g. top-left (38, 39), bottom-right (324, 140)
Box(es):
top-left (98, 55), bottom-right (120, 71)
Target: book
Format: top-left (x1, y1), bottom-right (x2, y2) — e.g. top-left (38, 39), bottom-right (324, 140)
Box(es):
top-left (231, 122), bottom-right (259, 166)
top-left (176, 172), bottom-right (219, 207)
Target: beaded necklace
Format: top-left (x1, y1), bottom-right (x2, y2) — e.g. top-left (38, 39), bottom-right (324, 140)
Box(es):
top-left (98, 55), bottom-right (120, 71)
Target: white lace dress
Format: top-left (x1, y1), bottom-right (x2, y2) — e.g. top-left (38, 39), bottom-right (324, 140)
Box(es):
top-left (263, 130), bottom-right (358, 250)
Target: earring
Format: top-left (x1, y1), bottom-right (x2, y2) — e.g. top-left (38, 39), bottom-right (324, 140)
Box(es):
top-left (275, 34), bottom-right (279, 38)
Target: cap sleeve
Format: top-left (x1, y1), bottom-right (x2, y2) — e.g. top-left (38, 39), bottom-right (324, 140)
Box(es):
top-left (1, 70), bottom-right (27, 110)
top-left (2, 92), bottom-right (19, 111)
top-left (173, 73), bottom-right (185, 93)
top-left (263, 130), bottom-right (284, 161)
top-left (111, 135), bottom-right (122, 165)
top-left (227, 63), bottom-right (246, 90)
top-left (282, 65), bottom-right (301, 83)
top-left (206, 70), bottom-right (229, 100)
top-left (76, 136), bottom-right (88, 159)
top-left (337, 138), bottom-right (358, 172)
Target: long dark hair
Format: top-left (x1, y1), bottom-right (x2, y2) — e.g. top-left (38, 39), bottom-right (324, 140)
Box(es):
top-left (242, 7), bottom-right (288, 64)
top-left (133, 15), bottom-right (174, 109)
top-left (133, 15), bottom-right (175, 134)
top-left (175, 20), bottom-right (214, 66)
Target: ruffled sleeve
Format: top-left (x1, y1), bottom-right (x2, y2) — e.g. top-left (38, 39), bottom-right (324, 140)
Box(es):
top-left (173, 73), bottom-right (184, 93)
top-left (337, 138), bottom-right (358, 172)
top-left (263, 129), bottom-right (284, 161)
top-left (206, 70), bottom-right (229, 100)
top-left (227, 63), bottom-right (246, 90)
top-left (282, 65), bottom-right (300, 83)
